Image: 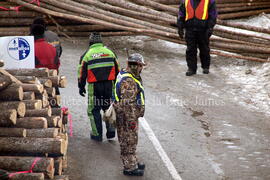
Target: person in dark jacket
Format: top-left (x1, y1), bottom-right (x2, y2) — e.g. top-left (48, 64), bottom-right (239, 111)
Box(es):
top-left (31, 16), bottom-right (62, 58)
top-left (31, 24), bottom-right (60, 70)
top-left (177, 0), bottom-right (217, 76)
top-left (78, 32), bottom-right (120, 142)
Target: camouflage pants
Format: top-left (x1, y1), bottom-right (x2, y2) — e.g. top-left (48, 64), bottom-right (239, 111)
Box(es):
top-left (116, 111), bottom-right (139, 171)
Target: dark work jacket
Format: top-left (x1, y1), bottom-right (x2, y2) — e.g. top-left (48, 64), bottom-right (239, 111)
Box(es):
top-left (177, 0), bottom-right (217, 31)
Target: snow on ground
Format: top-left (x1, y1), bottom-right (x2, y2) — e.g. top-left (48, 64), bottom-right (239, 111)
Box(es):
top-left (160, 14), bottom-right (270, 116)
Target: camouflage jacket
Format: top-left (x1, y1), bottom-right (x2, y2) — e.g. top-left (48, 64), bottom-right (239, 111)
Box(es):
top-left (114, 70), bottom-right (145, 119)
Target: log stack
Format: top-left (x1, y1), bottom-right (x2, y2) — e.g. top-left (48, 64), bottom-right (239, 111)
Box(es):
top-left (0, 0), bottom-right (269, 62)
top-left (0, 66), bottom-right (69, 180)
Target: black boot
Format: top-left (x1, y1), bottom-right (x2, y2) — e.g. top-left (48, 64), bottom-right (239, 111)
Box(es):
top-left (90, 134), bottom-right (102, 142)
top-left (186, 69), bottom-right (196, 76)
top-left (123, 168), bottom-right (144, 176)
top-left (106, 131), bottom-right (115, 139)
top-left (203, 68), bottom-right (209, 74)
top-left (138, 163), bottom-right (145, 170)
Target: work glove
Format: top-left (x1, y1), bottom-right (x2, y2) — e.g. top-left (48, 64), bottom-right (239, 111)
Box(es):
top-left (207, 28), bottom-right (213, 38)
top-left (178, 28), bottom-right (184, 39)
top-left (79, 87), bottom-right (86, 97)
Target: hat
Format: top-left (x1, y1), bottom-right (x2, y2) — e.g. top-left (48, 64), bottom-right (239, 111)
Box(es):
top-left (33, 16), bottom-right (46, 27)
top-left (89, 32), bottom-right (102, 45)
top-left (31, 24), bottom-right (45, 36)
top-left (128, 53), bottom-right (146, 66)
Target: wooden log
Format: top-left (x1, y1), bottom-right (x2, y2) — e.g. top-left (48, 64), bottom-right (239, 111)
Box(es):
top-left (0, 109), bottom-right (17, 127)
top-left (217, 1), bottom-right (270, 8)
top-left (210, 50), bottom-right (269, 63)
top-left (0, 128), bottom-right (26, 137)
top-left (16, 117), bottom-right (48, 129)
top-left (51, 108), bottom-right (63, 117)
top-left (27, 128), bottom-right (59, 138)
top-left (0, 73), bottom-right (12, 91)
top-left (9, 0), bottom-right (178, 39)
top-left (131, 0), bottom-right (178, 14)
top-left (218, 8), bottom-right (270, 19)
top-left (54, 158), bottom-right (63, 175)
top-left (0, 101), bottom-right (26, 117)
top-left (216, 0), bottom-right (269, 4)
top-left (23, 92), bottom-right (35, 100)
top-left (99, 0), bottom-right (176, 20)
top-left (39, 79), bottom-right (53, 88)
top-left (9, 173), bottom-right (45, 180)
top-left (58, 0), bottom-right (175, 33)
top-left (0, 69), bottom-right (22, 84)
top-left (0, 137), bottom-right (66, 155)
top-left (46, 87), bottom-right (56, 97)
top-left (217, 19), bottom-right (270, 34)
top-left (0, 60), bottom-right (4, 67)
top-left (59, 76), bottom-right (67, 88)
top-left (57, 117), bottom-right (63, 128)
top-left (53, 175), bottom-right (69, 180)
top-left (0, 156), bottom-right (54, 179)
top-left (49, 96), bottom-right (61, 107)
top-left (6, 68), bottom-right (49, 77)
top-left (22, 100), bottom-right (43, 110)
top-left (218, 4), bottom-right (270, 13)
top-left (15, 76), bottom-right (38, 84)
top-left (47, 116), bottom-right (60, 128)
top-left (0, 83), bottom-right (23, 101)
top-left (0, 18), bottom-right (35, 26)
top-left (21, 84), bottom-right (44, 94)
top-left (77, 0), bottom-right (174, 24)
top-left (25, 108), bottom-right (52, 117)
top-left (0, 10), bottom-right (40, 18)
top-left (45, 76), bottom-right (59, 87)
top-left (48, 70), bottom-right (58, 76)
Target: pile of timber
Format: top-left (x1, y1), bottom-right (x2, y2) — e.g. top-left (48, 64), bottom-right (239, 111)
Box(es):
top-left (1, 0), bottom-right (270, 62)
top-left (0, 64), bottom-right (69, 180)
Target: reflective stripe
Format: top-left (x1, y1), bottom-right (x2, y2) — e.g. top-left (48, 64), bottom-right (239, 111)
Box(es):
top-left (114, 73), bottom-right (145, 105)
top-left (140, 92), bottom-right (145, 105)
top-left (202, 0), bottom-right (209, 20)
top-left (88, 62), bottom-right (114, 69)
top-left (185, 0), bottom-right (189, 21)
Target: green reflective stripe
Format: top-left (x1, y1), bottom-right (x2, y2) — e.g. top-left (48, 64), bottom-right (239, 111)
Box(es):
top-left (88, 62), bottom-right (114, 70)
top-left (87, 84), bottom-right (99, 136)
top-left (140, 92), bottom-right (145, 105)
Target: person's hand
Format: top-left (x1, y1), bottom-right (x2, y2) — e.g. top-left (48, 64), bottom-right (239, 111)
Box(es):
top-left (178, 28), bottom-right (184, 39)
top-left (79, 87), bottom-right (86, 97)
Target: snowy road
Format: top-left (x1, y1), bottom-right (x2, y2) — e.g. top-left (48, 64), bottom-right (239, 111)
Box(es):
top-left (60, 34), bottom-right (270, 180)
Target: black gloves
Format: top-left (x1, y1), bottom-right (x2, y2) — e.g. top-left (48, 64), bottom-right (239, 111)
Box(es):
top-left (79, 87), bottom-right (86, 97)
top-left (178, 28), bottom-right (184, 39)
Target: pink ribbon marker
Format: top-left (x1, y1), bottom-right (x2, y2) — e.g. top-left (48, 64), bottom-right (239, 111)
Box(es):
top-left (8, 157), bottom-right (41, 178)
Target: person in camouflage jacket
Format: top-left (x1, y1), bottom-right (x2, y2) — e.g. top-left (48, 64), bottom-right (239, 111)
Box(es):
top-left (113, 53), bottom-right (146, 176)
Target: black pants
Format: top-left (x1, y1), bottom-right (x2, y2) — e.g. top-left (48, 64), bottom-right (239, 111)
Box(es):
top-left (185, 30), bottom-right (210, 72)
top-left (89, 81), bottom-right (115, 138)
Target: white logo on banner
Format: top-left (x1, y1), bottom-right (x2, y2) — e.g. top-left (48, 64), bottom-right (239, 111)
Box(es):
top-left (8, 37), bottom-right (31, 61)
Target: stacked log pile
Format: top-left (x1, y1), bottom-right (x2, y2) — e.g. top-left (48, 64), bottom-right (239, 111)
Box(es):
top-left (1, 0), bottom-right (269, 62)
top-left (0, 64), bottom-right (69, 180)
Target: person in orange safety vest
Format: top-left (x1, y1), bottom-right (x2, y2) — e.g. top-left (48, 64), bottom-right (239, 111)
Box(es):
top-left (177, 0), bottom-right (217, 76)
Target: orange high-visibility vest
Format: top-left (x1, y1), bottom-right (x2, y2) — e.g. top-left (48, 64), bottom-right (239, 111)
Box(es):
top-left (185, 0), bottom-right (209, 21)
